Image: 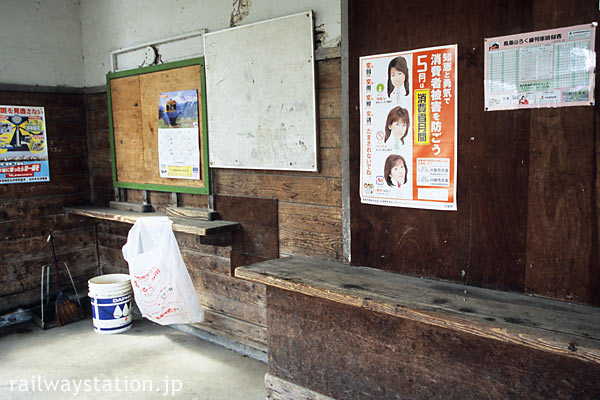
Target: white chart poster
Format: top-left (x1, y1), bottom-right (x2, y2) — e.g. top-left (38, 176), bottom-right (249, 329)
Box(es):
top-left (359, 45), bottom-right (458, 211)
top-left (157, 90), bottom-right (201, 180)
top-left (484, 23), bottom-right (596, 111)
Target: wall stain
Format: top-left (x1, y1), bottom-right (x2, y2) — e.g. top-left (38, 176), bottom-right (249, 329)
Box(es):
top-left (230, 0), bottom-right (251, 27)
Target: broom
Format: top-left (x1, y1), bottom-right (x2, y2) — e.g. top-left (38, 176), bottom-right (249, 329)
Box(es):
top-left (48, 233), bottom-right (84, 326)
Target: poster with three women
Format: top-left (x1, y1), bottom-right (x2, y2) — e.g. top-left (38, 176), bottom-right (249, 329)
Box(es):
top-left (360, 44), bottom-right (457, 211)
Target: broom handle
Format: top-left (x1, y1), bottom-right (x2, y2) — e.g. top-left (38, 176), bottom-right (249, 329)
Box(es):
top-left (49, 234), bottom-right (63, 290)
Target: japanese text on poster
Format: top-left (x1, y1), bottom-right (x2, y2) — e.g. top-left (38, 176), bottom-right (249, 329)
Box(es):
top-left (359, 45), bottom-right (458, 211)
top-left (0, 105), bottom-right (50, 184)
top-left (484, 23), bottom-right (596, 111)
top-left (157, 90), bottom-right (201, 180)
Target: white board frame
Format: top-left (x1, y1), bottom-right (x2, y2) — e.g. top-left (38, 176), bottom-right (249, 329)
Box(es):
top-left (204, 11), bottom-right (318, 171)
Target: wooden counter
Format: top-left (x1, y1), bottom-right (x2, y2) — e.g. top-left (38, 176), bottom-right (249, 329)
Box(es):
top-left (237, 256), bottom-right (600, 399)
top-left (64, 205), bottom-right (240, 237)
top-left (236, 255), bottom-right (600, 364)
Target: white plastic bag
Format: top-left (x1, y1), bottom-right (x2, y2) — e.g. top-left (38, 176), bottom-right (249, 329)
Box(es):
top-left (122, 216), bottom-right (204, 324)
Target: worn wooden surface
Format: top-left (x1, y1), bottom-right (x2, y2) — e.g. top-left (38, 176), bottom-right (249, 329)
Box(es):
top-left (268, 286), bottom-right (600, 400)
top-left (189, 264), bottom-right (267, 325)
top-left (278, 202), bottom-right (343, 260)
top-left (190, 308), bottom-right (266, 351)
top-left (110, 65), bottom-right (206, 188)
top-left (64, 205), bottom-right (240, 237)
top-left (165, 206), bottom-right (218, 220)
top-left (523, 2), bottom-right (598, 305)
top-left (215, 195), bottom-right (278, 271)
top-left (0, 90), bottom-right (94, 313)
top-left (237, 256), bottom-right (600, 363)
top-left (348, 0), bottom-right (600, 305)
top-left (265, 373), bottom-right (335, 400)
top-left (214, 172), bottom-right (342, 207)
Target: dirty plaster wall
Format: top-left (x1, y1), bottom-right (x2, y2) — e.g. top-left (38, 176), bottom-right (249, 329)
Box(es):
top-left (80, 0), bottom-right (341, 86)
top-left (0, 0), bottom-right (84, 88)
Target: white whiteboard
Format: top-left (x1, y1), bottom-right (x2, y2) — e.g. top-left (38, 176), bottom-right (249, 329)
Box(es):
top-left (204, 11), bottom-right (318, 171)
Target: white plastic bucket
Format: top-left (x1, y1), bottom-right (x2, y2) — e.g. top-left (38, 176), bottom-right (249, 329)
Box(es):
top-left (88, 274), bottom-right (133, 334)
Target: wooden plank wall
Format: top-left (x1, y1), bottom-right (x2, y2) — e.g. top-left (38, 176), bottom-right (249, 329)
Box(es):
top-left (86, 92), bottom-right (113, 205)
top-left (0, 91), bottom-right (95, 314)
top-left (348, 0), bottom-right (600, 306)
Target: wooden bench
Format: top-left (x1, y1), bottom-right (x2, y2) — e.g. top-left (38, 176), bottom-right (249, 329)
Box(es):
top-left (236, 256), bottom-right (600, 400)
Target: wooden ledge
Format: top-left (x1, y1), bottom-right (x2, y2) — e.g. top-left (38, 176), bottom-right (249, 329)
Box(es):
top-left (64, 205), bottom-right (240, 237)
top-left (236, 256), bottom-right (600, 364)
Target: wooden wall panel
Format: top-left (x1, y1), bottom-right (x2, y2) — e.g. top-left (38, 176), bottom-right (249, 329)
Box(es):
top-left (215, 195), bottom-right (279, 269)
top-left (525, 108), bottom-right (595, 302)
top-left (191, 308), bottom-right (266, 350)
top-left (214, 172), bottom-right (342, 207)
top-left (318, 58), bottom-right (341, 90)
top-left (0, 90), bottom-right (94, 313)
top-left (279, 203), bottom-right (343, 260)
top-left (0, 179), bottom-right (89, 200)
top-left (179, 192), bottom-right (209, 208)
top-left (319, 118), bottom-right (342, 148)
top-left (0, 214), bottom-right (89, 241)
top-left (595, 83), bottom-right (600, 307)
top-left (268, 287), bottom-right (600, 400)
top-left (86, 92), bottom-right (113, 205)
top-left (318, 88), bottom-right (341, 119)
top-left (348, 0), bottom-right (599, 303)
top-left (523, 0), bottom-right (599, 304)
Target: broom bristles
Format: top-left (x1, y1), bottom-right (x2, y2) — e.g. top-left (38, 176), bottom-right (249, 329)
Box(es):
top-left (55, 297), bottom-right (84, 326)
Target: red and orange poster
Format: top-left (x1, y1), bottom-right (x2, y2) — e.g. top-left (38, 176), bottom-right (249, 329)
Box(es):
top-left (359, 45), bottom-right (457, 211)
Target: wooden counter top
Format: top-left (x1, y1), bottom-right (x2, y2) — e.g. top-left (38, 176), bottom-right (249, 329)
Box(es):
top-left (64, 205), bottom-right (240, 237)
top-left (236, 255), bottom-right (600, 364)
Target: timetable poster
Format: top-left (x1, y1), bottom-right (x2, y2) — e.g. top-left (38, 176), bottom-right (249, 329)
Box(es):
top-left (484, 23), bottom-right (596, 111)
top-left (359, 45), bottom-right (458, 211)
top-left (0, 105), bottom-right (50, 184)
top-left (157, 90), bottom-right (201, 180)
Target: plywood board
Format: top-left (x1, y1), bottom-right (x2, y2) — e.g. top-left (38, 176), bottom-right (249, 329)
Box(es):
top-left (107, 59), bottom-right (210, 194)
top-left (204, 11), bottom-right (317, 171)
top-left (111, 75), bottom-right (144, 183)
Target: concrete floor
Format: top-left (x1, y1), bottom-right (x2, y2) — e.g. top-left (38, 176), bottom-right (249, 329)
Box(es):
top-left (0, 316), bottom-right (267, 399)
